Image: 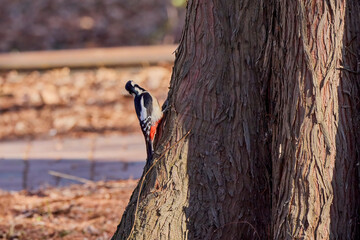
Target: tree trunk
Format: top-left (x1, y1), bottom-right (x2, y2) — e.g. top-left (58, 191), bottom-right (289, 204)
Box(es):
top-left (270, 0), bottom-right (360, 239)
top-left (113, 0), bottom-right (271, 239)
top-left (112, 0), bottom-right (360, 239)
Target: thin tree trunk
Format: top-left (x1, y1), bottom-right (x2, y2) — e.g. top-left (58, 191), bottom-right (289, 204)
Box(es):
top-left (112, 0), bottom-right (271, 239)
top-left (270, 0), bottom-right (360, 239)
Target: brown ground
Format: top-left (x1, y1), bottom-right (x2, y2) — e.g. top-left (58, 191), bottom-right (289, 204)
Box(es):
top-left (0, 65), bottom-right (171, 239)
top-left (0, 180), bottom-right (137, 240)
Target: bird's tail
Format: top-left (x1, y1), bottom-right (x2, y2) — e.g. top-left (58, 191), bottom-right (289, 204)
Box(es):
top-left (145, 140), bottom-right (154, 165)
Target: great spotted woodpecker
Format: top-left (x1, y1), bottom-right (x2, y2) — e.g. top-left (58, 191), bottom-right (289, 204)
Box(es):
top-left (125, 80), bottom-right (163, 163)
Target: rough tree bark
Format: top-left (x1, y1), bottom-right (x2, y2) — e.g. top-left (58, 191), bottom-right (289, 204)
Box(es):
top-left (270, 0), bottom-right (360, 239)
top-left (112, 0), bottom-right (360, 239)
top-left (113, 0), bottom-right (271, 239)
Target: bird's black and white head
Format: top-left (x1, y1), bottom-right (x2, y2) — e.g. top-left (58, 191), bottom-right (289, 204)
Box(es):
top-left (125, 80), bottom-right (146, 97)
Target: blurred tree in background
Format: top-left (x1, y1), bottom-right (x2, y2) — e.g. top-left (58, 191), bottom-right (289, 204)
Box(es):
top-left (0, 0), bottom-right (185, 52)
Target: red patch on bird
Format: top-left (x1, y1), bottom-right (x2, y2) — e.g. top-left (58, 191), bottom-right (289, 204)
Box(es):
top-left (149, 120), bottom-right (160, 141)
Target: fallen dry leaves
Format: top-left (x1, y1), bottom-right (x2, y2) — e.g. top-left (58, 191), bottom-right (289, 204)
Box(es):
top-left (0, 179), bottom-right (138, 240)
top-left (0, 65), bottom-right (171, 141)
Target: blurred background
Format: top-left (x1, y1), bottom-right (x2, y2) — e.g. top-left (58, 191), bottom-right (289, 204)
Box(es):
top-left (0, 1), bottom-right (185, 239)
top-left (0, 0), bottom-right (185, 51)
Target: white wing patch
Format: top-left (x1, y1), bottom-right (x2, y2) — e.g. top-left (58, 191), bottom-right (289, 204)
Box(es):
top-left (139, 96), bottom-right (147, 121)
top-left (139, 96), bottom-right (152, 141)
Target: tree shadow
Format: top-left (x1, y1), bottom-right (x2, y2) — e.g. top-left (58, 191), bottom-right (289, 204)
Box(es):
top-left (330, 1), bottom-right (360, 238)
top-left (0, 158), bottom-right (144, 191)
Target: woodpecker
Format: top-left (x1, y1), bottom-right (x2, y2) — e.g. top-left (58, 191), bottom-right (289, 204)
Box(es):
top-left (125, 80), bottom-right (163, 163)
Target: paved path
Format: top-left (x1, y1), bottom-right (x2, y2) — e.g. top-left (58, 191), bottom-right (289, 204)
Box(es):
top-left (0, 44), bottom-right (176, 70)
top-left (0, 134), bottom-right (146, 191)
